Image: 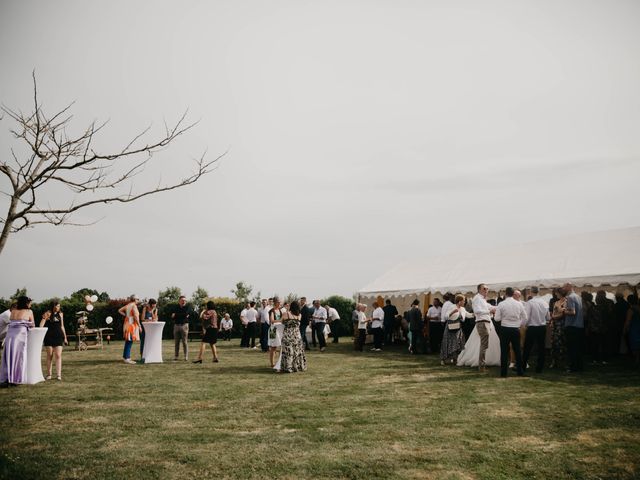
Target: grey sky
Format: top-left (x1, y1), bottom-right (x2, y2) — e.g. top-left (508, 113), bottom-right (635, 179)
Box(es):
top-left (1, 0), bottom-right (639, 302)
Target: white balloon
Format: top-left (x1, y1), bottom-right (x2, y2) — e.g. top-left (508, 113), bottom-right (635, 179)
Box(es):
top-left (86, 304), bottom-right (94, 312)
top-left (84, 295), bottom-right (91, 302)
top-left (90, 295), bottom-right (98, 303)
top-left (105, 316), bottom-right (113, 324)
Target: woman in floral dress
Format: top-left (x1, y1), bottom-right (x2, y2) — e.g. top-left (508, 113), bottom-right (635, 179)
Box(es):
top-left (549, 288), bottom-right (567, 369)
top-left (440, 294), bottom-right (471, 365)
top-left (278, 300), bottom-right (307, 373)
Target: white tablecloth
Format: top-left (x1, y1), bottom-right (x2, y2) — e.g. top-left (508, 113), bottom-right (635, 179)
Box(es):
top-left (26, 327), bottom-right (47, 384)
top-left (142, 322), bottom-right (165, 363)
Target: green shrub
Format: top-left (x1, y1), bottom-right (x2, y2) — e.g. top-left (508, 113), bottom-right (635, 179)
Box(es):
top-left (322, 295), bottom-right (356, 338)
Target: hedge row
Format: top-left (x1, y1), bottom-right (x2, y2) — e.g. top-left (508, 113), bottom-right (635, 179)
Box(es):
top-left (22, 296), bottom-right (356, 341)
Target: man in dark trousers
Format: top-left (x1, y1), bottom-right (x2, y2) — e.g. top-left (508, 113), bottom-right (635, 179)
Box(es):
top-left (408, 299), bottom-right (425, 354)
top-left (383, 299), bottom-right (399, 346)
top-left (299, 297), bottom-right (313, 350)
top-left (171, 296), bottom-right (192, 361)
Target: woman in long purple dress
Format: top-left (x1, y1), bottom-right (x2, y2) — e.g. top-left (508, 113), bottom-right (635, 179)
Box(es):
top-left (0, 296), bottom-right (35, 387)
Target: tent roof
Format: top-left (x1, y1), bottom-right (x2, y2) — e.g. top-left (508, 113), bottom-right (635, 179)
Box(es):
top-left (358, 226), bottom-right (640, 297)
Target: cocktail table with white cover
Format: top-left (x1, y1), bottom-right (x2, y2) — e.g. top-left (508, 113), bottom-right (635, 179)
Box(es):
top-left (142, 322), bottom-right (165, 363)
top-left (25, 327), bottom-right (47, 384)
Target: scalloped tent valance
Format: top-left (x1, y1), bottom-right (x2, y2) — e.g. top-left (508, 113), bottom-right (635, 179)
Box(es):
top-left (358, 226), bottom-right (640, 297)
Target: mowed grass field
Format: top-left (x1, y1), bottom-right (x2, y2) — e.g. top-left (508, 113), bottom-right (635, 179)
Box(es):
top-left (1, 339), bottom-right (639, 480)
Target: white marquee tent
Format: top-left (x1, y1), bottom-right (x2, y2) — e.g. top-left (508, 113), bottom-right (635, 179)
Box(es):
top-left (358, 227), bottom-right (640, 308)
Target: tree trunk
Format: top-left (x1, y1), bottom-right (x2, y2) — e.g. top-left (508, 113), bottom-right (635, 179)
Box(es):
top-left (0, 197), bottom-right (18, 256)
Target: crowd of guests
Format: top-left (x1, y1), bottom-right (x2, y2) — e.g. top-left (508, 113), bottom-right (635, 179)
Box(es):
top-left (353, 283), bottom-right (640, 377)
top-left (2, 284), bottom-right (639, 386)
top-left (116, 294), bottom-right (312, 373)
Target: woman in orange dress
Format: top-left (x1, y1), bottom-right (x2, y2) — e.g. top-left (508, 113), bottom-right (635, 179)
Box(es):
top-left (118, 295), bottom-right (141, 364)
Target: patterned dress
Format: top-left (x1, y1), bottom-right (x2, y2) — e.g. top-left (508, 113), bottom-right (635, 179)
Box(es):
top-left (440, 308), bottom-right (467, 362)
top-left (550, 298), bottom-right (566, 367)
top-left (279, 313), bottom-right (307, 373)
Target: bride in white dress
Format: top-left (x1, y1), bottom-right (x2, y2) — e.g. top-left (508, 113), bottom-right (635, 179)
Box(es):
top-left (457, 319), bottom-right (501, 367)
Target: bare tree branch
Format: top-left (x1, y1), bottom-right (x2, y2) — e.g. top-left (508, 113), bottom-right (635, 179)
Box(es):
top-left (0, 75), bottom-right (225, 255)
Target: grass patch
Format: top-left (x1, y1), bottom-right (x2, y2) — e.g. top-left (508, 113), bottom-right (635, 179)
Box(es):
top-left (1, 341), bottom-right (639, 479)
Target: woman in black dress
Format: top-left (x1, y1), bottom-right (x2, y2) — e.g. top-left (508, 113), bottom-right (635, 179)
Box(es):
top-left (193, 301), bottom-right (219, 364)
top-left (40, 301), bottom-right (68, 380)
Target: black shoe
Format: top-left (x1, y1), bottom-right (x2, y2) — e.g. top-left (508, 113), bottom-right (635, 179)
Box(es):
top-left (213, 358), bottom-right (219, 363)
top-left (192, 359), bottom-right (202, 364)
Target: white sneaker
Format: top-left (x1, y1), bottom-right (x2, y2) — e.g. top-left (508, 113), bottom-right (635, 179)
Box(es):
top-left (509, 362), bottom-right (515, 368)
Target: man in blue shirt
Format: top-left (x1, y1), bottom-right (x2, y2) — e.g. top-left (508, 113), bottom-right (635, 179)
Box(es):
top-left (563, 283), bottom-right (584, 373)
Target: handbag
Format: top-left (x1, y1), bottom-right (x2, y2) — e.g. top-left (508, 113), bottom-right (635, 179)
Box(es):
top-left (448, 310), bottom-right (461, 330)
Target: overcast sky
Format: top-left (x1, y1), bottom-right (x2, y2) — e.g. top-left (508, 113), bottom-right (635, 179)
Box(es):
top-left (1, 0), bottom-right (639, 302)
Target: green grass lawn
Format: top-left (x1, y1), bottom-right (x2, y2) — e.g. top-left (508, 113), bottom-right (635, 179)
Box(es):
top-left (1, 339), bottom-right (639, 480)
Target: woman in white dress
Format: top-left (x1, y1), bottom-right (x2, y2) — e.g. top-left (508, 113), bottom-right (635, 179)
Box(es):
top-left (268, 298), bottom-right (285, 368)
top-left (457, 308), bottom-right (501, 368)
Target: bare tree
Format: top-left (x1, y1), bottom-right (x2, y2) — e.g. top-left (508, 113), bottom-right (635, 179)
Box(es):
top-left (0, 74), bottom-right (224, 255)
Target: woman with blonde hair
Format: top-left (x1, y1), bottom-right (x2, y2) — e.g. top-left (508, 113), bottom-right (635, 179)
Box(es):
top-left (441, 294), bottom-right (472, 365)
top-left (118, 295), bottom-right (140, 364)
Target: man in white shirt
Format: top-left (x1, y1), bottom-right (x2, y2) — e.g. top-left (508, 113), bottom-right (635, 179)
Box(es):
top-left (241, 302), bottom-right (258, 349)
top-left (257, 299), bottom-right (272, 352)
top-left (426, 298), bottom-right (443, 354)
top-left (494, 287), bottom-right (528, 377)
top-left (239, 303), bottom-right (249, 347)
top-left (311, 300), bottom-right (328, 351)
top-left (220, 313), bottom-right (233, 341)
top-left (0, 303), bottom-right (16, 347)
top-left (326, 304), bottom-right (341, 343)
top-left (355, 304), bottom-right (368, 351)
top-left (472, 284), bottom-right (496, 372)
top-left (440, 293), bottom-right (454, 324)
top-left (523, 286), bottom-right (550, 373)
top-left (370, 301), bottom-right (385, 351)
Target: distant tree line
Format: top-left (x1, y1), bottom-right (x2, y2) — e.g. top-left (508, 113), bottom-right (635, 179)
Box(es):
top-left (1, 283), bottom-right (355, 340)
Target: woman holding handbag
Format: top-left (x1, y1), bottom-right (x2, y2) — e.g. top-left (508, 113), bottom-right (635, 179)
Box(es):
top-left (118, 295), bottom-right (141, 364)
top-left (440, 294), bottom-right (471, 365)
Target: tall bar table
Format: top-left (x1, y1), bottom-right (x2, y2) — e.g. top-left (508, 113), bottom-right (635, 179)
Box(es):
top-left (142, 322), bottom-right (165, 363)
top-left (25, 327), bottom-right (47, 384)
